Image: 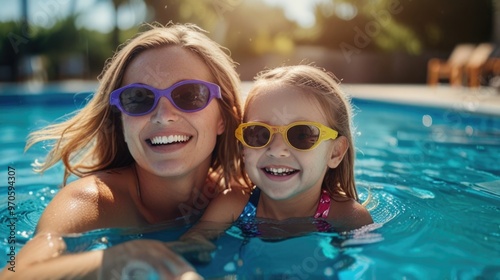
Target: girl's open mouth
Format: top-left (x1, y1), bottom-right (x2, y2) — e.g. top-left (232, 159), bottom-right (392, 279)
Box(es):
top-left (262, 167), bottom-right (299, 176)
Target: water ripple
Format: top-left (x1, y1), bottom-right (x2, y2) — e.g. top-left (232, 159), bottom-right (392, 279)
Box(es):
top-left (0, 186), bottom-right (57, 248)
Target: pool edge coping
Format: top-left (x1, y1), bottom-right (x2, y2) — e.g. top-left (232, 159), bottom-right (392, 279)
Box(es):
top-left (2, 81), bottom-right (500, 117)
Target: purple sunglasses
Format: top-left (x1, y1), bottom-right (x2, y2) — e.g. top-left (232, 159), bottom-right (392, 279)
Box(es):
top-left (110, 79), bottom-right (222, 116)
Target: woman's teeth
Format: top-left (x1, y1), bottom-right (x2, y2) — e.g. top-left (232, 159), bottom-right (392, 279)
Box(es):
top-left (150, 135), bottom-right (190, 145)
top-left (264, 167), bottom-right (297, 176)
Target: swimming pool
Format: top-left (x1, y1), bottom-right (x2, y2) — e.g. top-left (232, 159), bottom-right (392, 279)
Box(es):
top-left (1, 85), bottom-right (499, 279)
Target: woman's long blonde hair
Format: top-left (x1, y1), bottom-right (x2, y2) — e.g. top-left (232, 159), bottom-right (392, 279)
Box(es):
top-left (244, 65), bottom-right (358, 200)
top-left (26, 23), bottom-right (248, 191)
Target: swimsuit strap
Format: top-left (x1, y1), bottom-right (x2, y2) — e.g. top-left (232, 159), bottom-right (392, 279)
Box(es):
top-left (313, 189), bottom-right (332, 232)
top-left (238, 188), bottom-right (260, 220)
top-left (249, 187), bottom-right (261, 208)
top-left (237, 188), bottom-right (332, 235)
top-left (242, 188), bottom-right (331, 219)
top-left (314, 189), bottom-right (331, 219)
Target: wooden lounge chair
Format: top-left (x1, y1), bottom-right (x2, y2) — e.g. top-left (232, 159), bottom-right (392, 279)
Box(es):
top-left (465, 43), bottom-right (494, 87)
top-left (427, 44), bottom-right (476, 86)
top-left (484, 57), bottom-right (500, 83)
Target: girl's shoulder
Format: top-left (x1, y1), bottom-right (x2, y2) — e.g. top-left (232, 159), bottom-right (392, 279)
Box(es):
top-left (199, 186), bottom-right (250, 223)
top-left (327, 196), bottom-right (374, 231)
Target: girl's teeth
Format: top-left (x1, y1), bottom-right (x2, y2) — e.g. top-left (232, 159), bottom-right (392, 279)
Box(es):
top-left (265, 167), bottom-right (296, 176)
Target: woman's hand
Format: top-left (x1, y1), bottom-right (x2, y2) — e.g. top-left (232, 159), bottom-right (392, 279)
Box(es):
top-left (166, 232), bottom-right (218, 265)
top-left (100, 239), bottom-right (203, 280)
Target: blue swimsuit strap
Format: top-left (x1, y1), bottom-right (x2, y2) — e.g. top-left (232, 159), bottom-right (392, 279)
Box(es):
top-left (248, 188), bottom-right (261, 208)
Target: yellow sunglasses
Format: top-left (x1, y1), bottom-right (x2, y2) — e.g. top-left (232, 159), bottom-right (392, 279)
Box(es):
top-left (235, 121), bottom-right (339, 151)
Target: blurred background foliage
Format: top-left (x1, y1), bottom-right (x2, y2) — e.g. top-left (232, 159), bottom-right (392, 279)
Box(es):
top-left (0, 0), bottom-right (496, 83)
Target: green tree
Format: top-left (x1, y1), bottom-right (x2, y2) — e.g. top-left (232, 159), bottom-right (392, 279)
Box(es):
top-left (311, 0), bottom-right (493, 53)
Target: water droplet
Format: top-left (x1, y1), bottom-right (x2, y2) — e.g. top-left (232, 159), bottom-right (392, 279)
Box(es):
top-left (465, 125), bottom-right (473, 135)
top-left (224, 261), bottom-right (236, 272)
top-left (324, 267), bottom-right (334, 276)
top-left (422, 115), bottom-right (432, 127)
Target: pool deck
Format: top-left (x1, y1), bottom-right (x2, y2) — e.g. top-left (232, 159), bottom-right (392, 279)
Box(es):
top-left (2, 81), bottom-right (500, 116)
top-left (242, 82), bottom-right (500, 117)
top-left (345, 84), bottom-right (500, 116)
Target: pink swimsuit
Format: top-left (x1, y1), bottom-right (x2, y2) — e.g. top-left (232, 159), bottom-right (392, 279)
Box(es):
top-left (237, 188), bottom-right (332, 235)
top-left (313, 189), bottom-right (331, 218)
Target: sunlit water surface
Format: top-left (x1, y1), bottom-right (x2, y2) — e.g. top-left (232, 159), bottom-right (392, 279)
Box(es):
top-left (0, 91), bottom-right (499, 279)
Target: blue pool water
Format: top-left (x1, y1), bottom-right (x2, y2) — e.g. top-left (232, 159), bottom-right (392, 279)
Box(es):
top-left (1, 86), bottom-right (499, 279)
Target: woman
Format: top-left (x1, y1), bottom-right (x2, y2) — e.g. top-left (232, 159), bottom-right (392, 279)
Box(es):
top-left (1, 23), bottom-right (249, 279)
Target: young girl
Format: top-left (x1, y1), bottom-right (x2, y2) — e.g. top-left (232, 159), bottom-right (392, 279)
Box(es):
top-left (198, 64), bottom-right (373, 233)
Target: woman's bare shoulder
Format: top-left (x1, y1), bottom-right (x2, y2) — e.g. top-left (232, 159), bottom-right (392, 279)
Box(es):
top-left (36, 168), bottom-right (134, 234)
top-left (35, 175), bottom-right (102, 234)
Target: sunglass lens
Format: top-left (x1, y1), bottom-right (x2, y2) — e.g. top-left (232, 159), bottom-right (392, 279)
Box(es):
top-left (171, 83), bottom-right (210, 111)
top-left (243, 125), bottom-right (271, 147)
top-left (287, 125), bottom-right (320, 150)
top-left (120, 87), bottom-right (155, 115)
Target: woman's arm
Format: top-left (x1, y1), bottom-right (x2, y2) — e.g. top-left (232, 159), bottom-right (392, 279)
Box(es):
top-left (166, 187), bottom-right (249, 263)
top-left (1, 236), bottom-right (102, 280)
top-left (1, 237), bottom-right (200, 280)
top-left (0, 177), bottom-right (105, 279)
top-left (1, 176), bottom-right (200, 279)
